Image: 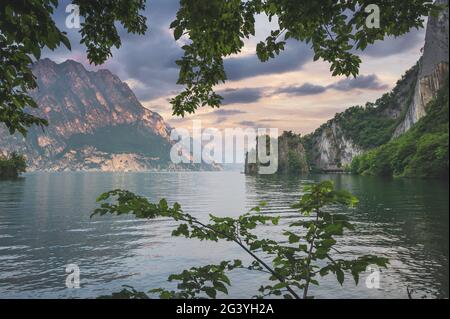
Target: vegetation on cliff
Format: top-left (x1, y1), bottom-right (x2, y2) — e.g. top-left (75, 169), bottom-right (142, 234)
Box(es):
top-left (278, 131), bottom-right (309, 174)
top-left (351, 78), bottom-right (449, 179)
top-left (245, 131), bottom-right (309, 175)
top-left (0, 152), bottom-right (26, 179)
top-left (1, 1), bottom-right (438, 136)
top-left (301, 64), bottom-right (419, 172)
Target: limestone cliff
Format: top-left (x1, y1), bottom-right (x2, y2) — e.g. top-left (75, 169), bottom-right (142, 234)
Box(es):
top-left (302, 1), bottom-right (448, 171)
top-left (394, 0), bottom-right (449, 136)
top-left (303, 122), bottom-right (363, 171)
top-left (301, 65), bottom-right (418, 172)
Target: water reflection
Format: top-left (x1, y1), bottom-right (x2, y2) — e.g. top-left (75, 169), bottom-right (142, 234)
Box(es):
top-left (245, 174), bottom-right (449, 298)
top-left (0, 172), bottom-right (448, 298)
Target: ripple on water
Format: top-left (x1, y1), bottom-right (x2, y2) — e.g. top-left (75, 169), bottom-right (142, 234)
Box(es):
top-left (0, 172), bottom-right (448, 298)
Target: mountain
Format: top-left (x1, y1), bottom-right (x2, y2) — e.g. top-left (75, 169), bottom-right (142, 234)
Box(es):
top-left (0, 59), bottom-right (215, 171)
top-left (351, 79), bottom-right (448, 178)
top-left (302, 64), bottom-right (419, 171)
top-left (302, 1), bottom-right (449, 173)
top-left (243, 1), bottom-right (448, 177)
top-left (394, 0), bottom-right (449, 136)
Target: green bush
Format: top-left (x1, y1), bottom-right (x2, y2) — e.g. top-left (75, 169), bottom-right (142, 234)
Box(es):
top-left (351, 78), bottom-right (449, 179)
top-left (0, 152), bottom-right (27, 178)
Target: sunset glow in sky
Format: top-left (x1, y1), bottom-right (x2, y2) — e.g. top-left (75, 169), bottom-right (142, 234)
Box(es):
top-left (44, 0), bottom-right (427, 135)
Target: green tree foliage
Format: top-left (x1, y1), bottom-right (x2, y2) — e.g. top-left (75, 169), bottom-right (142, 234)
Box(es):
top-left (1, 0), bottom-right (440, 134)
top-left (93, 181), bottom-right (388, 299)
top-left (170, 0), bottom-right (438, 116)
top-left (302, 63), bottom-right (420, 154)
top-left (287, 150), bottom-right (305, 173)
top-left (333, 103), bottom-right (397, 150)
top-left (0, 0), bottom-right (147, 135)
top-left (351, 78), bottom-right (449, 178)
top-left (0, 152), bottom-right (27, 178)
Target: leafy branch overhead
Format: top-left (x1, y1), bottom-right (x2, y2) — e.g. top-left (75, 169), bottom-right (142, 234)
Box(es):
top-left (0, 0), bottom-right (441, 135)
top-left (170, 0), bottom-right (439, 116)
top-left (0, 0), bottom-right (147, 135)
top-left (93, 181), bottom-right (389, 299)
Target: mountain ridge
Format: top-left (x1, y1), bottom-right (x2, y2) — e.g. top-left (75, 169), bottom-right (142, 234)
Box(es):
top-left (302, 1), bottom-right (449, 172)
top-left (0, 59), bottom-right (214, 172)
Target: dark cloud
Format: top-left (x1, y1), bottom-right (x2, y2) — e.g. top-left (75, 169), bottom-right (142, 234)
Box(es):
top-left (225, 41), bottom-right (313, 81)
top-left (275, 74), bottom-right (388, 97)
top-left (330, 74), bottom-right (388, 91)
top-left (259, 118), bottom-right (281, 122)
top-left (275, 83), bottom-right (327, 96)
top-left (43, 1), bottom-right (411, 107)
top-left (236, 120), bottom-right (258, 127)
top-left (219, 88), bottom-right (265, 104)
top-left (361, 29), bottom-right (425, 57)
top-left (212, 109), bottom-right (247, 116)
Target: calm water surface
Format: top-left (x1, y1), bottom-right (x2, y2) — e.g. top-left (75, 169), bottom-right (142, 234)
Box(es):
top-left (0, 172), bottom-right (448, 299)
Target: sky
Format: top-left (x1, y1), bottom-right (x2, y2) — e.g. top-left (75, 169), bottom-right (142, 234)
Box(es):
top-left (44, 0), bottom-right (427, 135)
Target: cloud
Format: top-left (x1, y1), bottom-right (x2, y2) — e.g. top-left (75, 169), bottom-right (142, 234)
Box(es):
top-left (44, 0), bottom-right (183, 102)
top-left (236, 120), bottom-right (258, 127)
top-left (361, 28), bottom-right (425, 57)
top-left (41, 0), bottom-right (418, 128)
top-left (225, 41), bottom-right (313, 81)
top-left (212, 109), bottom-right (247, 116)
top-left (330, 74), bottom-right (389, 91)
top-left (207, 109), bottom-right (248, 125)
top-left (275, 74), bottom-right (388, 97)
top-left (45, 1), bottom-right (314, 103)
top-left (219, 88), bottom-right (265, 104)
top-left (275, 83), bottom-right (327, 96)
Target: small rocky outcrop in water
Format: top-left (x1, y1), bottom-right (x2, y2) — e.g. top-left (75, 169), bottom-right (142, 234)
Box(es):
top-left (0, 152), bottom-right (26, 179)
top-left (245, 131), bottom-right (309, 175)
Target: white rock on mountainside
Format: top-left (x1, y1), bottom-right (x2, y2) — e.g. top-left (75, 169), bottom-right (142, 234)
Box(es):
top-left (306, 1), bottom-right (449, 171)
top-left (0, 59), bottom-right (219, 172)
top-left (394, 0), bottom-right (449, 137)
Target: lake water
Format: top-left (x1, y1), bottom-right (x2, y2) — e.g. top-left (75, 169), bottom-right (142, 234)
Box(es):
top-left (0, 172), bottom-right (448, 299)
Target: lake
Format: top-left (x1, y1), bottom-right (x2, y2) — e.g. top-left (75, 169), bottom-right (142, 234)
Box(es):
top-left (0, 172), bottom-right (448, 299)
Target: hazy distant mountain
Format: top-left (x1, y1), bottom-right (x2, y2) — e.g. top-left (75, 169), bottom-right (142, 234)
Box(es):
top-left (0, 59), bottom-right (216, 171)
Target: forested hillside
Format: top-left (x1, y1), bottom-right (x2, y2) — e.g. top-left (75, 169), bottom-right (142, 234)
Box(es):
top-left (351, 78), bottom-right (448, 178)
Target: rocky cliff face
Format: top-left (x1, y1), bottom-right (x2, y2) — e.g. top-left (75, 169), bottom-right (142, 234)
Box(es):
top-left (244, 132), bottom-right (308, 175)
top-left (303, 63), bottom-right (419, 171)
top-left (394, 0), bottom-right (449, 136)
top-left (277, 131), bottom-right (309, 174)
top-left (304, 122), bottom-right (363, 171)
top-left (303, 1), bottom-right (449, 171)
top-left (0, 59), bottom-right (212, 171)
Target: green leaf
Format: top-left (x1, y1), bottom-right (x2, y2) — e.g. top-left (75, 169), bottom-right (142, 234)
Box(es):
top-left (204, 287), bottom-right (217, 299)
top-left (336, 269), bottom-right (345, 285)
top-left (174, 27), bottom-right (183, 40)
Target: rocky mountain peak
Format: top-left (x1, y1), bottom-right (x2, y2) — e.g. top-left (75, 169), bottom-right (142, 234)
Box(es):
top-left (0, 58), bottom-right (184, 171)
top-left (394, 0), bottom-right (449, 136)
